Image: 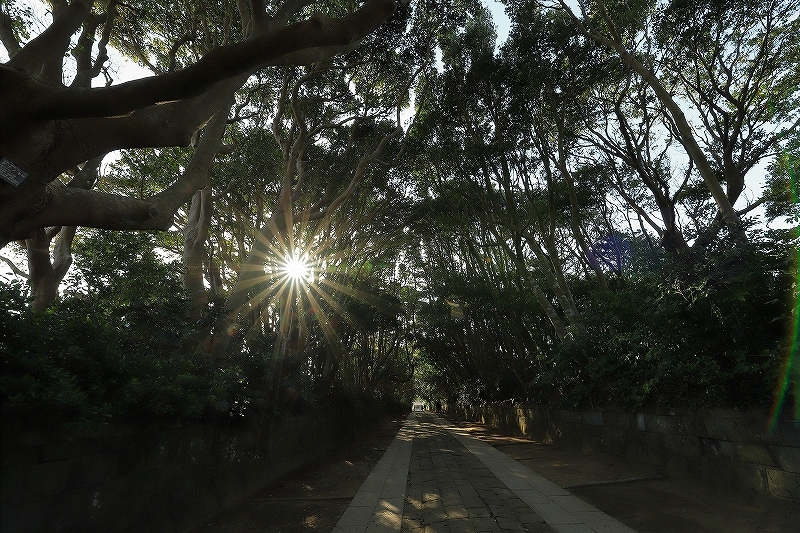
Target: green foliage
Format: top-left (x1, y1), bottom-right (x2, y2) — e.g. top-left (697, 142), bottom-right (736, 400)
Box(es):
top-left (410, 225), bottom-right (794, 411)
top-left (2, 265), bottom-right (209, 430)
top-left (110, 0), bottom-right (244, 72)
top-left (1, 275), bottom-right (323, 432)
top-left (4, 0), bottom-right (795, 431)
top-left (0, 281), bottom-right (117, 428)
top-left (2, 231), bottom-right (269, 431)
top-left (2, 219), bottom-right (420, 433)
top-left (764, 133), bottom-right (800, 224)
top-left (1, 0), bottom-right (36, 43)
top-left (537, 231), bottom-right (794, 409)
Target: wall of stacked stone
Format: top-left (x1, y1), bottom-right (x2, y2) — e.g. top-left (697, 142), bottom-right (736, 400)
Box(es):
top-left (445, 404), bottom-right (800, 501)
top-left (1, 411), bottom-right (377, 533)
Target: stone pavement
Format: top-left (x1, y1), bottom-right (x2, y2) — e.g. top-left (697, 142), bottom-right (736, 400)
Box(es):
top-left (333, 413), bottom-right (638, 533)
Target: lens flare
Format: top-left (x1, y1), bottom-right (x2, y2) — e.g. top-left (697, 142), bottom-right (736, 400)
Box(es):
top-left (769, 149), bottom-right (800, 433)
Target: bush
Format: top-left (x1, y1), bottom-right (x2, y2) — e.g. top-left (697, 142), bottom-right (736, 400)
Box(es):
top-left (538, 230), bottom-right (794, 409)
top-left (1, 229), bottom-right (417, 434)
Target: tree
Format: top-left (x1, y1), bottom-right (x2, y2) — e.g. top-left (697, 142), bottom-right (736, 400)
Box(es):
top-left (402, 1), bottom-right (794, 409)
top-left (552, 0), bottom-right (725, 239)
top-left (0, 0), bottom-right (409, 314)
top-left (0, 0), bottom-right (403, 249)
top-left (411, 5), bottom-right (592, 339)
top-left (656, 0), bottom-right (800, 246)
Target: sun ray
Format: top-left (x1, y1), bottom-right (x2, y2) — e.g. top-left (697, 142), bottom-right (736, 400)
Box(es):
top-left (304, 288), bottom-right (345, 355)
top-left (237, 273), bottom-right (293, 319)
top-left (307, 281), bottom-right (362, 332)
top-left (277, 277), bottom-right (296, 341)
top-left (238, 205), bottom-right (402, 379)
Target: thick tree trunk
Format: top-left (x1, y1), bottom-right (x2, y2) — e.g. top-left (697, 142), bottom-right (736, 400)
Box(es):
top-left (25, 227), bottom-right (78, 311)
top-left (0, 0), bottom-right (399, 247)
top-left (183, 187), bottom-right (213, 321)
top-left (22, 157), bottom-right (103, 310)
top-left (26, 229), bottom-right (59, 311)
top-left (180, 104), bottom-right (232, 320)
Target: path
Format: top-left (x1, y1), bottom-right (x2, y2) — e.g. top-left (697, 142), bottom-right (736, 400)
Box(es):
top-left (335, 413), bottom-right (636, 532)
top-left (187, 412), bottom-right (798, 533)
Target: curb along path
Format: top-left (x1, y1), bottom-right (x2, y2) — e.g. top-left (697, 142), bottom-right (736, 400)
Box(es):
top-left (334, 412), bottom-right (638, 533)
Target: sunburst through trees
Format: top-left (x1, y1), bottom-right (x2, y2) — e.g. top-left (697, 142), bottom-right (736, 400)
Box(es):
top-left (229, 204), bottom-right (413, 400)
top-left (282, 252), bottom-right (312, 283)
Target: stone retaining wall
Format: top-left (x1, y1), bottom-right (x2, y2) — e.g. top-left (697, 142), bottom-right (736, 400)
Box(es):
top-left (1, 410), bottom-right (377, 533)
top-left (445, 404), bottom-right (800, 501)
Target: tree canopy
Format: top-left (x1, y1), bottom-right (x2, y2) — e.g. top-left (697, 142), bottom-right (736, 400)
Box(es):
top-left (1, 0), bottom-right (798, 431)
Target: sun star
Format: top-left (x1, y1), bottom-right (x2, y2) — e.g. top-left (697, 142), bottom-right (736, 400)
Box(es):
top-left (284, 254), bottom-right (311, 282)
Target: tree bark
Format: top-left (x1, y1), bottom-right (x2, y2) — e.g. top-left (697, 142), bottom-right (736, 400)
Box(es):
top-left (184, 187), bottom-right (213, 321)
top-left (0, 0), bottom-right (400, 247)
top-left (22, 156), bottom-right (103, 310)
top-left (485, 221), bottom-right (569, 342)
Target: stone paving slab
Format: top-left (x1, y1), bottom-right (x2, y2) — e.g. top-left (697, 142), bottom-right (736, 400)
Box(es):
top-left (402, 416), bottom-right (553, 533)
top-left (332, 419), bottom-right (414, 533)
top-left (335, 414), bottom-right (639, 533)
top-left (442, 416), bottom-right (638, 533)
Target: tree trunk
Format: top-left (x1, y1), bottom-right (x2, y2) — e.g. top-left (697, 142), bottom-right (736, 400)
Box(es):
top-left (563, 0), bottom-right (746, 242)
top-left (183, 186), bottom-right (213, 321)
top-left (23, 157), bottom-right (103, 310)
top-left (523, 231), bottom-right (585, 336)
top-left (491, 225), bottom-right (569, 342)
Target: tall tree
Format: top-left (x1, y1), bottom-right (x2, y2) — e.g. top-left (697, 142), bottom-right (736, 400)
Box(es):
top-left (0, 0), bottom-right (403, 248)
top-left (554, 0), bottom-right (738, 239)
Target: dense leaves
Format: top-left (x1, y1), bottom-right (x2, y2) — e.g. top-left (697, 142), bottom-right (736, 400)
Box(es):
top-left (406, 0), bottom-right (798, 412)
top-left (1, 230), bottom-right (357, 431)
top-left (2, 0), bottom-right (798, 432)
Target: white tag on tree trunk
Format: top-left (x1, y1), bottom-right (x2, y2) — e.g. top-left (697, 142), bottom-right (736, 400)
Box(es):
top-left (0, 158), bottom-right (29, 187)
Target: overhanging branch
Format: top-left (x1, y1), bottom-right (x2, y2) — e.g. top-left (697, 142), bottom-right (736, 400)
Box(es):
top-left (26, 0), bottom-right (398, 121)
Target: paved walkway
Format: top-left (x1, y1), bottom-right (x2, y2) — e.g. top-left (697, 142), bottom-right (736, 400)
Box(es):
top-left (333, 413), bottom-right (638, 533)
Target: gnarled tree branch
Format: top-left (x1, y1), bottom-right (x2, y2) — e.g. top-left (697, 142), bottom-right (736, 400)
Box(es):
top-left (8, 0), bottom-right (91, 83)
top-left (24, 0), bottom-right (397, 121)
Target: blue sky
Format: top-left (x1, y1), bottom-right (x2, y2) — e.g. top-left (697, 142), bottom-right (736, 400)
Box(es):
top-left (486, 0), bottom-right (511, 47)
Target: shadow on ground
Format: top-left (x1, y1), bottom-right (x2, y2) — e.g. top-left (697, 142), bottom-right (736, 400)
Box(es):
top-left (449, 418), bottom-right (798, 533)
top-left (187, 414), bottom-right (798, 533)
top-left (185, 417), bottom-right (405, 533)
